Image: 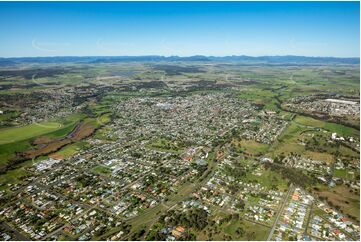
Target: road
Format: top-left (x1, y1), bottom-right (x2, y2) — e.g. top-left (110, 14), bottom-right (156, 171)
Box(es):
top-left (267, 183), bottom-right (294, 241)
top-left (303, 201), bottom-right (313, 236)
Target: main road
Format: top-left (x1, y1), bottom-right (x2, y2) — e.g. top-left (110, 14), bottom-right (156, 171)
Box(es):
top-left (267, 183), bottom-right (294, 241)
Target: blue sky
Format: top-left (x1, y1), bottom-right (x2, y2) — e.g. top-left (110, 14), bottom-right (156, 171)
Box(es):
top-left (0, 1), bottom-right (359, 57)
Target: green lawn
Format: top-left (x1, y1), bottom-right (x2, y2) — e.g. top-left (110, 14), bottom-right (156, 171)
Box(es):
top-left (45, 113), bottom-right (85, 138)
top-left (334, 169), bottom-right (348, 178)
top-left (269, 122), bottom-right (306, 156)
top-left (0, 158), bottom-right (36, 190)
top-left (294, 115), bottom-right (358, 137)
top-left (96, 113), bottom-right (111, 126)
top-left (0, 113), bottom-right (85, 145)
top-left (92, 165), bottom-right (112, 175)
top-left (0, 140), bottom-right (32, 167)
top-left (147, 138), bottom-right (182, 153)
top-left (0, 121), bottom-right (62, 145)
top-left (224, 219), bottom-right (269, 241)
top-left (238, 139), bottom-right (269, 155)
top-left (54, 141), bottom-right (88, 158)
top-left (0, 113), bottom-right (85, 169)
top-left (246, 168), bottom-right (288, 191)
top-left (198, 217), bottom-right (270, 241)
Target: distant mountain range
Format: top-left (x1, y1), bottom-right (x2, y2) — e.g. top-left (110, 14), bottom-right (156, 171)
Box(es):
top-left (0, 55), bottom-right (359, 66)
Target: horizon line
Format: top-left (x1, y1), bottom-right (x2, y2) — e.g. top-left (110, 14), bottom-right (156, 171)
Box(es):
top-left (1, 54), bottom-right (360, 59)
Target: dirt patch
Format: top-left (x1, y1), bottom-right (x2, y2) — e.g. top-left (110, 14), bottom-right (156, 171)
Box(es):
top-left (33, 136), bottom-right (53, 145)
top-left (49, 153), bottom-right (64, 160)
top-left (23, 139), bottom-right (71, 158)
top-left (71, 122), bottom-right (96, 141)
top-left (304, 151), bottom-right (334, 164)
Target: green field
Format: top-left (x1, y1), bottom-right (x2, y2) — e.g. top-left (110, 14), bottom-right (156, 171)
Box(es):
top-left (237, 139), bottom-right (270, 155)
top-left (197, 216), bottom-right (270, 241)
top-left (294, 115), bottom-right (358, 137)
top-left (269, 114), bottom-right (358, 161)
top-left (246, 168), bottom-right (288, 191)
top-left (0, 113), bottom-right (85, 168)
top-left (0, 121), bottom-right (62, 145)
top-left (92, 165), bottom-right (112, 175)
top-left (147, 137), bottom-right (183, 153)
top-left (0, 113), bottom-right (85, 145)
top-left (54, 141), bottom-right (89, 159)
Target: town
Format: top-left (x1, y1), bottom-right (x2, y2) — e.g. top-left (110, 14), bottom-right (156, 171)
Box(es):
top-left (0, 81), bottom-right (360, 241)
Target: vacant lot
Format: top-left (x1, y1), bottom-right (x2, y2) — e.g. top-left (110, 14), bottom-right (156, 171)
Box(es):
top-left (316, 185), bottom-right (360, 222)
